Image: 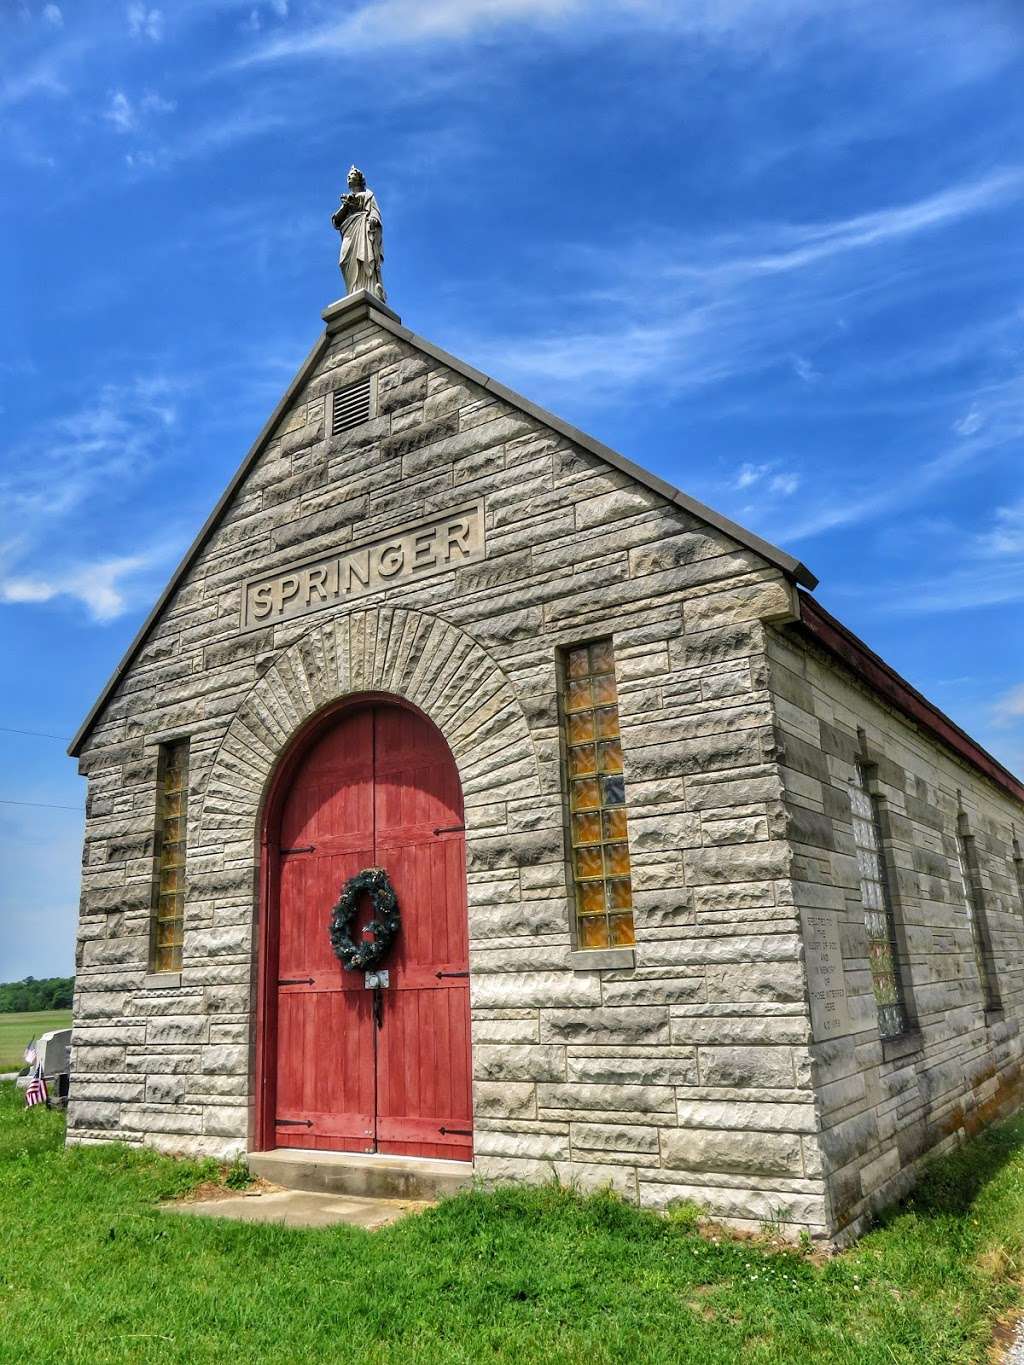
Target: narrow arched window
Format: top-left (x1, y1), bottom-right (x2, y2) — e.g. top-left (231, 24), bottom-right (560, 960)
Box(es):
top-left (561, 639), bottom-right (634, 950)
top-left (151, 739), bottom-right (189, 974)
top-left (849, 764), bottom-right (907, 1038)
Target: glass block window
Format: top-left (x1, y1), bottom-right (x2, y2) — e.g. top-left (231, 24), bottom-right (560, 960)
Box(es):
top-left (849, 766), bottom-right (907, 1038)
top-left (955, 833), bottom-right (996, 1008)
top-left (151, 739), bottom-right (189, 974)
top-left (562, 640), bottom-right (635, 950)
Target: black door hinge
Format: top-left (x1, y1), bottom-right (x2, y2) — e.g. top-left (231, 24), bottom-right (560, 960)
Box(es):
top-left (435, 970), bottom-right (469, 979)
top-left (278, 977), bottom-right (315, 986)
top-left (433, 825), bottom-right (466, 836)
top-left (277, 1118), bottom-right (313, 1128)
top-left (440, 1126), bottom-right (472, 1136)
top-left (280, 845), bottom-right (315, 854)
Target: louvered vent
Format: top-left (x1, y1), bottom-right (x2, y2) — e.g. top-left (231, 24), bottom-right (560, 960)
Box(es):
top-left (331, 376), bottom-right (372, 435)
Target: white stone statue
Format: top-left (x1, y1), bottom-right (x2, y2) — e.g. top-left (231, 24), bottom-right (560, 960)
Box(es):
top-left (331, 166), bottom-right (386, 301)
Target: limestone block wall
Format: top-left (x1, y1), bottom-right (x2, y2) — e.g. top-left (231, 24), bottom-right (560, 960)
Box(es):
top-left (768, 624), bottom-right (1024, 1239)
top-left (67, 306), bottom-right (831, 1234)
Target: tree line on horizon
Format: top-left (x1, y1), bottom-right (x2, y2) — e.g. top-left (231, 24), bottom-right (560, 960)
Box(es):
top-left (0, 977), bottom-right (74, 1013)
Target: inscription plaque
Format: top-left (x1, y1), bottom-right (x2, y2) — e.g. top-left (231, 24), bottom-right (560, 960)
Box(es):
top-left (800, 907), bottom-right (852, 1041)
top-left (240, 500), bottom-right (485, 631)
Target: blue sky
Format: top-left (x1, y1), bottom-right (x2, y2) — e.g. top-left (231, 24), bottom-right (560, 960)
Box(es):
top-left (2, 0), bottom-right (1023, 981)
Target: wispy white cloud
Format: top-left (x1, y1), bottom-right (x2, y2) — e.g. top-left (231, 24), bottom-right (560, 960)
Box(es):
top-left (234, 0), bottom-right (1023, 77)
top-left (102, 89), bottom-right (135, 132)
top-left (977, 497), bottom-right (1024, 558)
top-left (0, 374), bottom-right (182, 552)
top-left (0, 554), bottom-right (157, 623)
top-left (472, 170), bottom-right (1023, 403)
top-left (42, 4), bottom-right (63, 28)
top-left (992, 684), bottom-right (1024, 726)
top-left (127, 4), bottom-right (164, 42)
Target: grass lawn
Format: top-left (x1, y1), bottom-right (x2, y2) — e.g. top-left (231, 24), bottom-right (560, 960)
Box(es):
top-left (1, 1085), bottom-right (1023, 1364)
top-left (0, 1009), bottom-right (72, 1070)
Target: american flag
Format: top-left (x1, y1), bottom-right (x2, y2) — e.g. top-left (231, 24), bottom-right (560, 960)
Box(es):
top-left (23, 1041), bottom-right (48, 1108)
top-left (25, 1072), bottom-right (48, 1108)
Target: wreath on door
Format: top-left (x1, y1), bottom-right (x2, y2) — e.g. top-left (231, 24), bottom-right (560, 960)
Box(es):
top-left (328, 866), bottom-right (401, 971)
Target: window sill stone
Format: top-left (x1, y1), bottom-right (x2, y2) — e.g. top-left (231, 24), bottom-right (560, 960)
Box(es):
top-left (569, 947), bottom-right (635, 972)
top-left (880, 1029), bottom-right (923, 1063)
top-left (985, 1007), bottom-right (1006, 1028)
top-left (143, 972), bottom-right (181, 989)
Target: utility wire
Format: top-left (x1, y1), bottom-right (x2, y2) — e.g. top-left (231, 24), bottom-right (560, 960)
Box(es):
top-left (0, 798), bottom-right (82, 812)
top-left (0, 726), bottom-right (69, 741)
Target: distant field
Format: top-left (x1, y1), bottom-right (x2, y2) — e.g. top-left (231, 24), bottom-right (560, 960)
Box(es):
top-left (0, 1011), bottom-right (72, 1071)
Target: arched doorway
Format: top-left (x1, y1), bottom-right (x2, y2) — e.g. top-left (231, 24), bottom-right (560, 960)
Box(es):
top-left (256, 697), bottom-right (472, 1161)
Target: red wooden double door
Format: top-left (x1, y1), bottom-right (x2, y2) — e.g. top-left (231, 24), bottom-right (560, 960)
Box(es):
top-left (263, 700), bottom-right (472, 1161)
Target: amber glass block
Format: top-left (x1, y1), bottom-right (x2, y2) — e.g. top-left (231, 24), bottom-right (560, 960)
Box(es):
top-left (607, 878), bottom-right (632, 909)
top-left (604, 843), bottom-right (631, 876)
top-left (572, 811), bottom-right (602, 845)
top-left (574, 845), bottom-right (604, 879)
top-left (567, 647), bottom-right (590, 679)
top-left (595, 707), bottom-right (619, 739)
top-left (567, 679), bottom-right (592, 712)
top-left (589, 639), bottom-right (615, 675)
top-left (578, 915), bottom-right (611, 948)
top-left (561, 640), bottom-right (636, 952)
top-left (577, 881), bottom-right (605, 914)
top-left (568, 744), bottom-right (597, 777)
top-left (608, 914), bottom-right (636, 945)
top-left (592, 672), bottom-right (617, 706)
top-left (568, 711), bottom-right (595, 744)
top-left (602, 808), bottom-right (628, 840)
top-left (570, 778), bottom-right (600, 811)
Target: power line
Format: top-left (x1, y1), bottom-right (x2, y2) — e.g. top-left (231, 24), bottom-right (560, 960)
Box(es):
top-left (0, 798), bottom-right (82, 812)
top-left (0, 726), bottom-right (69, 741)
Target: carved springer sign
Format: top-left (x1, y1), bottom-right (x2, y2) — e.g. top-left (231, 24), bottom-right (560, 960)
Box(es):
top-left (240, 500), bottom-right (485, 631)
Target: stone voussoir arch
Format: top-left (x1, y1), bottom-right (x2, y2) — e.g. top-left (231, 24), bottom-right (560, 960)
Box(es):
top-left (197, 604), bottom-right (544, 848)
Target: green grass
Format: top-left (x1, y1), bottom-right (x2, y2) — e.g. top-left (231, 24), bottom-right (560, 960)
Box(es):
top-left (0, 1009), bottom-right (72, 1070)
top-left (1, 1084), bottom-right (1023, 1364)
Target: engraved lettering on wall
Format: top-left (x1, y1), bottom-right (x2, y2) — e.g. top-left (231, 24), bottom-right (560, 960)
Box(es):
top-left (800, 907), bottom-right (852, 1041)
top-left (240, 501), bottom-right (486, 630)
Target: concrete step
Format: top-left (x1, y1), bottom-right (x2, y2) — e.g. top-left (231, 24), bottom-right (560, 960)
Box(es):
top-left (247, 1147), bottom-right (474, 1202)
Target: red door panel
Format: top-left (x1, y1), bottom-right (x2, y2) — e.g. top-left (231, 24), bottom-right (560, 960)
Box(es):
top-left (268, 700), bottom-right (472, 1160)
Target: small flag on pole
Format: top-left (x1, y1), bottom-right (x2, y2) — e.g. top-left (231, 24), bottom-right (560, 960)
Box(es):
top-left (25, 1071), bottom-right (48, 1108)
top-left (22, 1040), bottom-right (48, 1108)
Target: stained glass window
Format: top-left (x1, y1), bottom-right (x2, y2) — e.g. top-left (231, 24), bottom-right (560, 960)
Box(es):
top-left (955, 833), bottom-right (997, 1009)
top-left (1014, 840), bottom-right (1024, 915)
top-left (151, 739), bottom-right (189, 974)
top-left (849, 766), bottom-right (907, 1038)
top-left (562, 640), bottom-right (635, 950)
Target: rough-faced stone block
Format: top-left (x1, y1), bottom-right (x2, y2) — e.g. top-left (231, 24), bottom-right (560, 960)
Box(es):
top-left (661, 1127), bottom-right (803, 1175)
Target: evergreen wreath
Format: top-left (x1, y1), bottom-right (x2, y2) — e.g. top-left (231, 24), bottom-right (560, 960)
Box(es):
top-left (328, 866), bottom-right (401, 971)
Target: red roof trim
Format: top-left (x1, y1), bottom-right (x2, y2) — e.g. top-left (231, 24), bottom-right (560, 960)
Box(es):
top-left (796, 593), bottom-right (1024, 807)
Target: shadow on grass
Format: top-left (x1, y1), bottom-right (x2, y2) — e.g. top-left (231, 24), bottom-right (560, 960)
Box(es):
top-left (912, 1120), bottom-right (1024, 1215)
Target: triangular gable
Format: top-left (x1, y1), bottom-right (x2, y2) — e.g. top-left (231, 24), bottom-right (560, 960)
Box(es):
top-left (68, 290), bottom-right (816, 757)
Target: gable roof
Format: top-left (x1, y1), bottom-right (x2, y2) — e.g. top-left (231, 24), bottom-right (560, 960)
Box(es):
top-left (68, 290), bottom-right (818, 758)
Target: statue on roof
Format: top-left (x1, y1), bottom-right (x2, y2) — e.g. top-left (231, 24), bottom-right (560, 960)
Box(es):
top-left (331, 166), bottom-right (386, 301)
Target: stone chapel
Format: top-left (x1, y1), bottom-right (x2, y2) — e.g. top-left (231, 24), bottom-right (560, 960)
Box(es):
top-left (67, 283), bottom-right (1024, 1243)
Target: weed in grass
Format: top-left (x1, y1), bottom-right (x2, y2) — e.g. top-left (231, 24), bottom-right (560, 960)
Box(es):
top-left (224, 1156), bottom-right (252, 1191)
top-left (2, 1082), bottom-right (1024, 1363)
